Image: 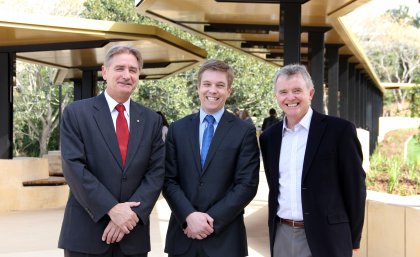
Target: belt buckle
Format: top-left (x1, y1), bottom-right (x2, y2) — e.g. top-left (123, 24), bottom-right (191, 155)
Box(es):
top-left (292, 220), bottom-right (300, 228)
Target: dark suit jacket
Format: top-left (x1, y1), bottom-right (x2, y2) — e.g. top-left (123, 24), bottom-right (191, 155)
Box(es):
top-left (261, 116), bottom-right (279, 131)
top-left (163, 110), bottom-right (260, 257)
top-left (58, 93), bottom-right (165, 255)
top-left (259, 110), bottom-right (366, 257)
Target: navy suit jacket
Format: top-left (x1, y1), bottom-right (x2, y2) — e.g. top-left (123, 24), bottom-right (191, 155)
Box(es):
top-left (259, 110), bottom-right (366, 257)
top-left (58, 93), bottom-right (165, 255)
top-left (163, 110), bottom-right (260, 257)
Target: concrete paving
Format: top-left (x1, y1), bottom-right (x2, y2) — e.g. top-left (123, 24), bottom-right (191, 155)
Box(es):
top-left (0, 172), bottom-right (270, 257)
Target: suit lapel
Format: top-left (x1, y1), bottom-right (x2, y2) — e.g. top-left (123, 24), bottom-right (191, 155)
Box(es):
top-left (270, 122), bottom-right (283, 183)
top-left (188, 113), bottom-right (202, 173)
top-left (202, 111), bottom-right (234, 173)
top-left (92, 94), bottom-right (123, 168)
top-left (124, 101), bottom-right (144, 170)
top-left (302, 111), bottom-right (327, 181)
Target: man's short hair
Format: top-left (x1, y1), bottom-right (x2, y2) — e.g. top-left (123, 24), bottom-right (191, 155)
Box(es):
top-left (197, 59), bottom-right (234, 87)
top-left (104, 44), bottom-right (143, 69)
top-left (273, 64), bottom-right (314, 91)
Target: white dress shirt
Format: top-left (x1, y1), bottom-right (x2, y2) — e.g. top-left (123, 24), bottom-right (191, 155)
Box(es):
top-left (277, 108), bottom-right (313, 221)
top-left (104, 90), bottom-right (131, 131)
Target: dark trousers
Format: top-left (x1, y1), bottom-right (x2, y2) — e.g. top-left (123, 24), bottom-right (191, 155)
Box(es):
top-left (64, 244), bottom-right (147, 257)
top-left (168, 241), bottom-right (209, 257)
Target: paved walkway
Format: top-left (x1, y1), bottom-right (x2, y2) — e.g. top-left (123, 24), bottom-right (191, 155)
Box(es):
top-left (0, 172), bottom-right (270, 257)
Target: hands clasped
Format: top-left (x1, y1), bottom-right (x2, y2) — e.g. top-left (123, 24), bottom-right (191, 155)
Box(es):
top-left (184, 212), bottom-right (214, 240)
top-left (102, 201), bottom-right (140, 244)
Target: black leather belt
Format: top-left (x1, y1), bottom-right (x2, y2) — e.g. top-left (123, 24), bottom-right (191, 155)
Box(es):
top-left (277, 217), bottom-right (304, 228)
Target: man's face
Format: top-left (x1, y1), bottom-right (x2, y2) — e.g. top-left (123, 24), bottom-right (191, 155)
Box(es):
top-left (275, 73), bottom-right (314, 126)
top-left (102, 52), bottom-right (140, 102)
top-left (197, 70), bottom-right (232, 114)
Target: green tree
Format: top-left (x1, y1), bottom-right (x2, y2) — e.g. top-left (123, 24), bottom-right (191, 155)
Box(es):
top-left (348, 5), bottom-right (420, 116)
top-left (13, 62), bottom-right (73, 157)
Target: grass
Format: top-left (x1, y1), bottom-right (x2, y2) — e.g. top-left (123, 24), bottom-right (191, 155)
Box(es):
top-left (368, 128), bottom-right (419, 196)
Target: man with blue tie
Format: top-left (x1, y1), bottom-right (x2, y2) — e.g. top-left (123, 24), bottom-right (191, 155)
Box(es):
top-left (163, 59), bottom-right (260, 257)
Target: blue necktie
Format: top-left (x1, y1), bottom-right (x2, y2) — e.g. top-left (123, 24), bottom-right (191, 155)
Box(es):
top-left (201, 115), bottom-right (215, 168)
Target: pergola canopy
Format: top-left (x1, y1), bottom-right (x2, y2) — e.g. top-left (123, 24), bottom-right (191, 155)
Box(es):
top-left (136, 0), bottom-right (382, 91)
top-left (0, 12), bottom-right (207, 81)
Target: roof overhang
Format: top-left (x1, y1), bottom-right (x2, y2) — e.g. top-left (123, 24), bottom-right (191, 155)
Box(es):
top-left (0, 12), bottom-right (207, 81)
top-left (136, 0), bottom-right (383, 92)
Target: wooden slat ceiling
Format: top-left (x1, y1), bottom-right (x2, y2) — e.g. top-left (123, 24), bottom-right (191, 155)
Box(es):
top-left (0, 13), bottom-right (207, 80)
top-left (136, 0), bottom-right (382, 89)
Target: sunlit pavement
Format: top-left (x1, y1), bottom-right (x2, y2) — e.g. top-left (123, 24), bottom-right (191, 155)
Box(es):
top-left (0, 171), bottom-right (270, 257)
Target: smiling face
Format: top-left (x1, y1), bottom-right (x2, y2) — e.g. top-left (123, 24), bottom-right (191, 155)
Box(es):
top-left (275, 73), bottom-right (315, 129)
top-left (103, 52), bottom-right (140, 103)
top-left (197, 70), bottom-right (232, 114)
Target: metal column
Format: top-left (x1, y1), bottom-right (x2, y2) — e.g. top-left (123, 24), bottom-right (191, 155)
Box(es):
top-left (0, 52), bottom-right (15, 159)
top-left (308, 31), bottom-right (325, 113)
top-left (73, 69), bottom-right (98, 101)
top-left (348, 64), bottom-right (356, 124)
top-left (339, 55), bottom-right (351, 120)
top-left (354, 69), bottom-right (362, 127)
top-left (325, 44), bottom-right (341, 116)
top-left (281, 3), bottom-right (301, 65)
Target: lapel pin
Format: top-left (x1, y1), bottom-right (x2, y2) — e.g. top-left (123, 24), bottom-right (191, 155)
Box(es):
top-left (137, 120), bottom-right (140, 123)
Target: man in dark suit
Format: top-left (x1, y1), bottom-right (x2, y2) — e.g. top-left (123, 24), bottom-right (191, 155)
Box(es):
top-left (58, 45), bottom-right (165, 257)
top-left (261, 108), bottom-right (280, 132)
top-left (259, 64), bottom-right (366, 257)
top-left (163, 59), bottom-right (260, 257)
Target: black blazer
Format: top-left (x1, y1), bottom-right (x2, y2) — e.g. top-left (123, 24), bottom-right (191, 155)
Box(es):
top-left (58, 93), bottom-right (165, 255)
top-left (259, 110), bottom-right (366, 257)
top-left (163, 110), bottom-right (260, 257)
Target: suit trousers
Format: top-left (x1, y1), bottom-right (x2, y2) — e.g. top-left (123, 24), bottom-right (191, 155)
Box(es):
top-left (274, 222), bottom-right (312, 257)
top-left (64, 244), bottom-right (147, 257)
top-left (168, 241), bottom-right (209, 257)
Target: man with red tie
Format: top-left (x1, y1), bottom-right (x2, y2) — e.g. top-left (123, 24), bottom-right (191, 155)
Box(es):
top-left (59, 44), bottom-right (165, 257)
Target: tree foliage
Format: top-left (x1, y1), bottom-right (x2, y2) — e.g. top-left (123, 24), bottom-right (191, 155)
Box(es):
top-left (14, 62), bottom-right (73, 157)
top-left (348, 5), bottom-right (420, 116)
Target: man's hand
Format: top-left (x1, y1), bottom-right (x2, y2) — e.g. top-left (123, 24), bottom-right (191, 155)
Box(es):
top-left (184, 212), bottom-right (214, 240)
top-left (108, 202), bottom-right (140, 234)
top-left (102, 220), bottom-right (125, 244)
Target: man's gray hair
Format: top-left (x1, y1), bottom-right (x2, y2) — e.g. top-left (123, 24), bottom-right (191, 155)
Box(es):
top-left (104, 44), bottom-right (143, 69)
top-left (273, 64), bottom-right (314, 91)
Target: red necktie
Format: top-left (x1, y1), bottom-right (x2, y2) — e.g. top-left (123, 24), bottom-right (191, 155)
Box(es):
top-left (115, 104), bottom-right (129, 166)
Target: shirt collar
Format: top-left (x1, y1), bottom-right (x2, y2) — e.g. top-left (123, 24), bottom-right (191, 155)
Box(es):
top-left (200, 107), bottom-right (224, 125)
top-left (104, 90), bottom-right (130, 115)
top-left (282, 107), bottom-right (313, 133)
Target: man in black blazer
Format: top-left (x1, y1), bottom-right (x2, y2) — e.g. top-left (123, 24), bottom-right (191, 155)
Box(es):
top-left (259, 64), bottom-right (366, 257)
top-left (58, 45), bottom-right (165, 257)
top-left (261, 108), bottom-right (280, 132)
top-left (163, 59), bottom-right (260, 257)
